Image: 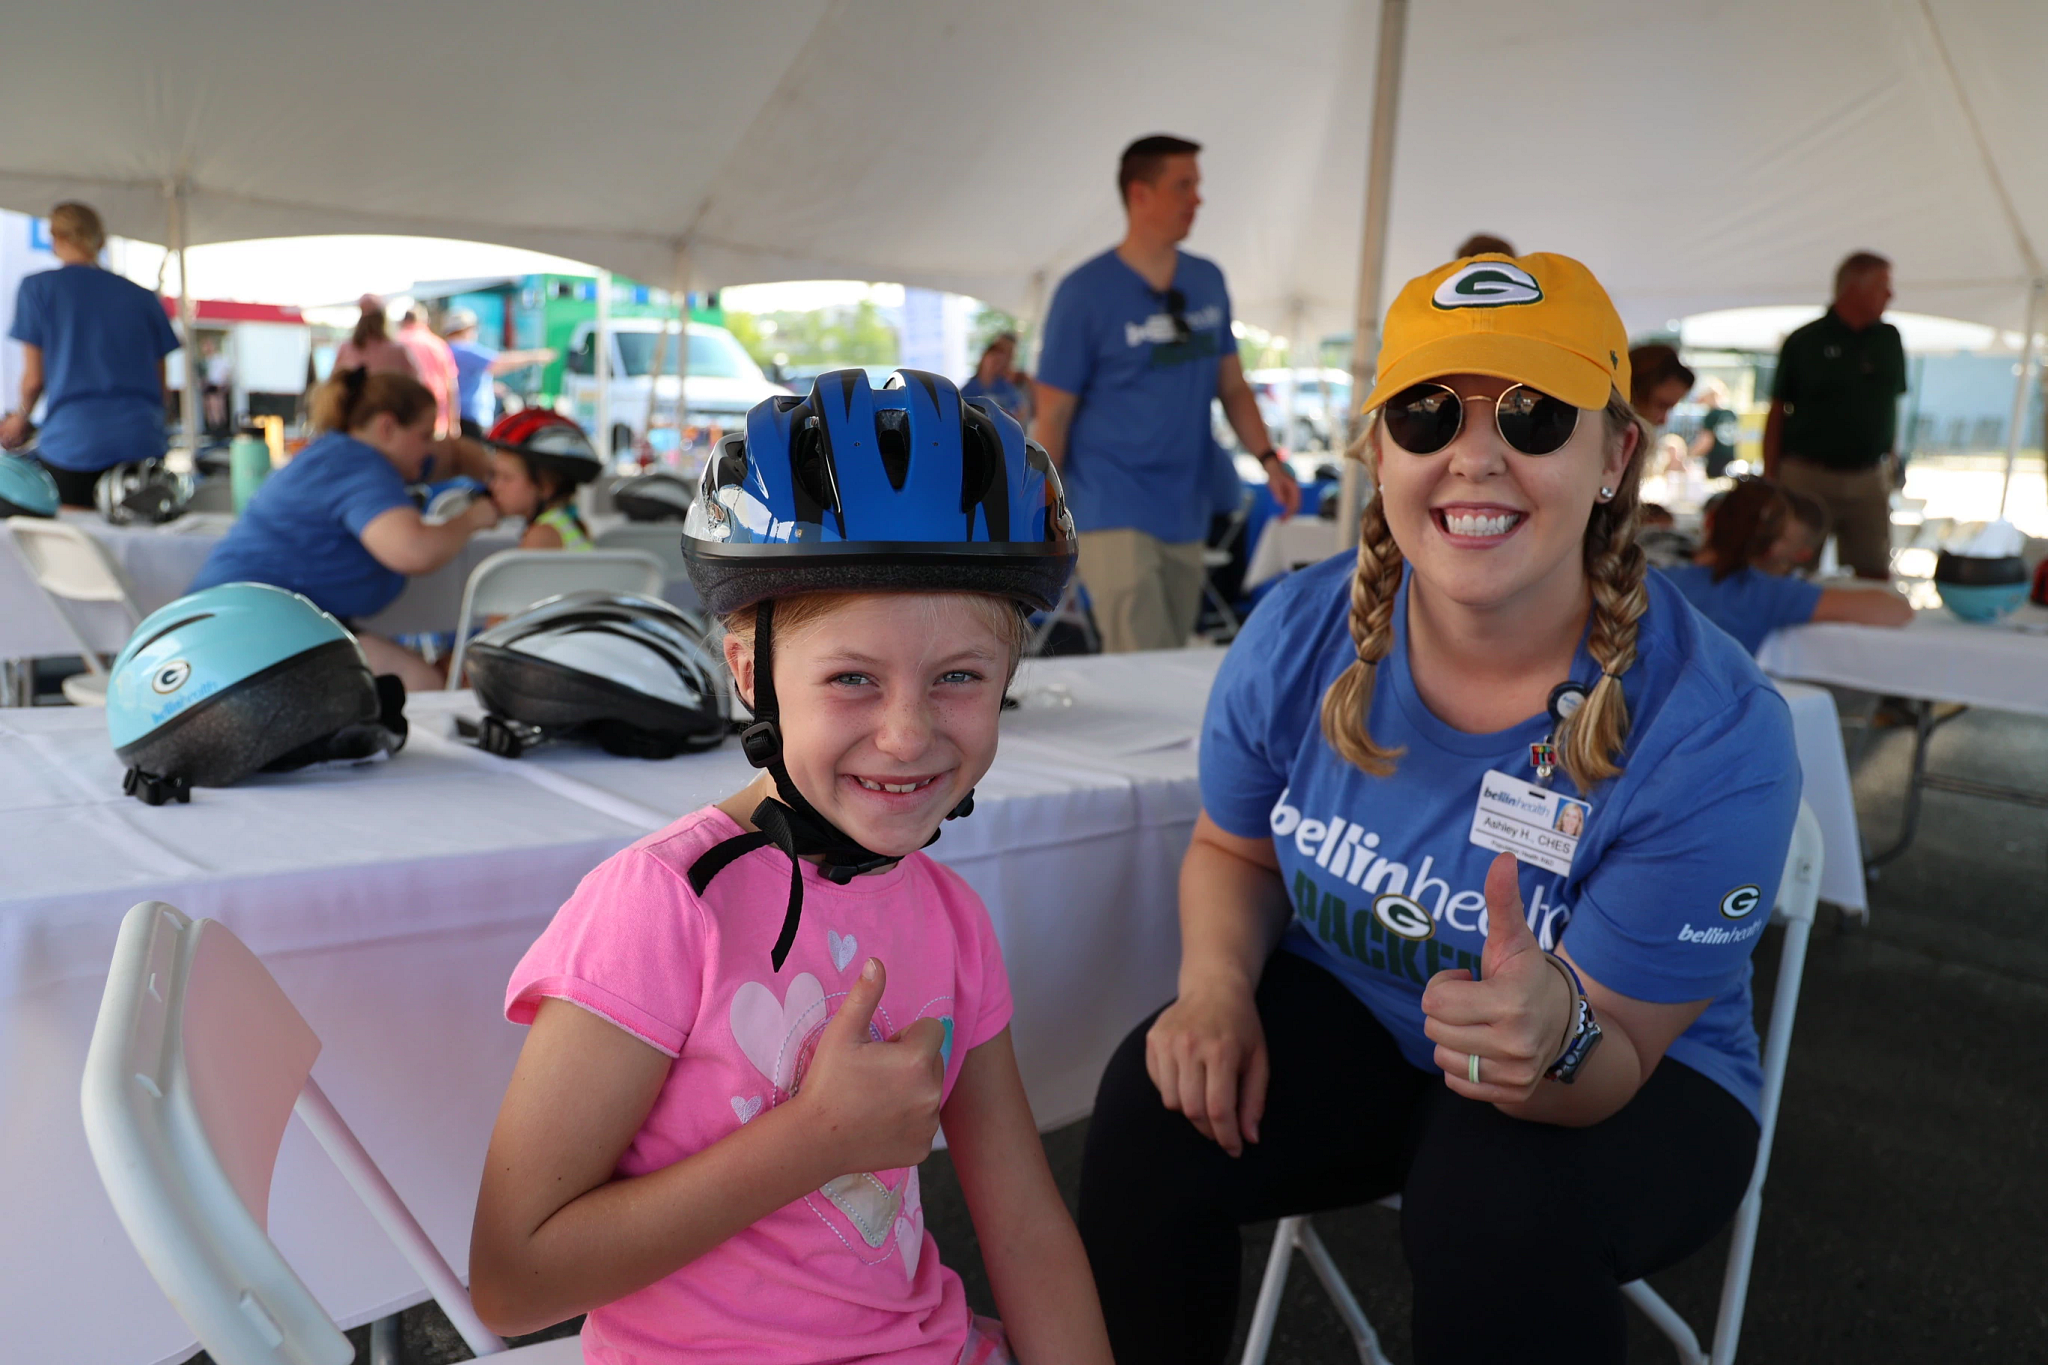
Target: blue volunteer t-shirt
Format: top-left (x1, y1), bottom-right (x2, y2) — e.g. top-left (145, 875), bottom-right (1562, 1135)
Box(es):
top-left (1657, 563), bottom-right (1823, 655)
top-left (1037, 249), bottom-right (1232, 543)
top-left (1201, 555), bottom-right (1801, 1120)
top-left (961, 372), bottom-right (1025, 420)
top-left (8, 264), bottom-right (180, 471)
top-left (448, 338), bottom-right (496, 427)
top-left (189, 432), bottom-right (414, 619)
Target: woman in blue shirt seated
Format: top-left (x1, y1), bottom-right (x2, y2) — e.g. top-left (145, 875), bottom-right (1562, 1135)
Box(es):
top-left (1660, 475), bottom-right (1911, 654)
top-left (1078, 253), bottom-right (1804, 1364)
top-left (0, 202), bottom-right (181, 505)
top-left (190, 367), bottom-right (500, 690)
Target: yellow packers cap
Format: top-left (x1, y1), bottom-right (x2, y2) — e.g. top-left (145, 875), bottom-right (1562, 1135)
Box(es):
top-left (1363, 253), bottom-right (1630, 414)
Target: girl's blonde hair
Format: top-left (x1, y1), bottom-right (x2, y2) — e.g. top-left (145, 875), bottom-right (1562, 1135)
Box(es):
top-left (1319, 391), bottom-right (1648, 795)
top-left (719, 591), bottom-right (1031, 689)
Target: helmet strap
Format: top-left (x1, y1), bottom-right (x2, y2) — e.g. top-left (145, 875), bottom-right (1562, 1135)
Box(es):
top-left (692, 597), bottom-right (973, 970)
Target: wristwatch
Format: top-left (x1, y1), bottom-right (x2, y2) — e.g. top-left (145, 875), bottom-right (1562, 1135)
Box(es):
top-left (1542, 953), bottom-right (1603, 1084)
top-left (1256, 449), bottom-right (1285, 469)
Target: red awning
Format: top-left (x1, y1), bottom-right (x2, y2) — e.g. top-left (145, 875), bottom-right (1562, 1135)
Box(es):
top-left (159, 297), bottom-right (306, 325)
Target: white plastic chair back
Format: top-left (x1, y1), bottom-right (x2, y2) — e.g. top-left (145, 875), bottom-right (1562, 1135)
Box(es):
top-left (592, 521), bottom-right (690, 584)
top-left (79, 902), bottom-right (552, 1363)
top-left (6, 516), bottom-right (142, 678)
top-left (1241, 801), bottom-right (1825, 1365)
top-left (445, 547), bottom-right (665, 688)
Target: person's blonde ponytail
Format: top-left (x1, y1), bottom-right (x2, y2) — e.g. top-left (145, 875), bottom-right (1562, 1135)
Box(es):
top-left (1318, 422), bottom-right (1406, 775)
top-left (1318, 393), bottom-right (1647, 794)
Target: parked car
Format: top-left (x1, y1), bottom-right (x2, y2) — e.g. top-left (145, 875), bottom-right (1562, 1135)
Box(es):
top-left (1245, 367), bottom-right (1354, 451)
top-left (563, 319), bottom-right (787, 455)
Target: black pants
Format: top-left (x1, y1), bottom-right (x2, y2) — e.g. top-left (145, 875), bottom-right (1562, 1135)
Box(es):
top-left (34, 457), bottom-right (105, 509)
top-left (1077, 950), bottom-right (1758, 1364)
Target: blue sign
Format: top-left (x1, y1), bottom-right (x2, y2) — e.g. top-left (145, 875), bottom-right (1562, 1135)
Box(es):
top-left (28, 217), bottom-right (52, 251)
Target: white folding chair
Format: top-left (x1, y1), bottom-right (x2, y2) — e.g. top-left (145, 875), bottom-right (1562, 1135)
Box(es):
top-left (1241, 801), bottom-right (1825, 1365)
top-left (445, 547), bottom-right (664, 688)
top-left (1026, 578), bottom-right (1100, 656)
top-left (1201, 488), bottom-right (1257, 642)
top-left (6, 516), bottom-right (144, 706)
top-left (592, 521), bottom-right (690, 584)
top-left (81, 901), bottom-right (579, 1364)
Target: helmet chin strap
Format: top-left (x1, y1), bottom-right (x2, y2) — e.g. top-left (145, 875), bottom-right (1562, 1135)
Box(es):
top-left (687, 599), bottom-right (974, 970)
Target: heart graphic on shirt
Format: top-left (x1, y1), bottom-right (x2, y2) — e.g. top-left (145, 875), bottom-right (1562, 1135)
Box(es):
top-left (729, 972), bottom-right (828, 1094)
top-left (730, 1094), bottom-right (763, 1124)
top-left (827, 930), bottom-right (858, 973)
top-left (819, 1171), bottom-right (907, 1249)
top-left (895, 1213), bottom-right (922, 1280)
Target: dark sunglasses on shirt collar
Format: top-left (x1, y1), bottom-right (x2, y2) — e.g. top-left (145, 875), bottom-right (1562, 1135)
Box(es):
top-left (1379, 381), bottom-right (1582, 457)
top-left (1159, 288), bottom-right (1192, 344)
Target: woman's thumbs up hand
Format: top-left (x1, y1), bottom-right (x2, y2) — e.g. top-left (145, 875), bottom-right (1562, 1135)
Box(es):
top-left (1419, 852), bottom-right (1573, 1102)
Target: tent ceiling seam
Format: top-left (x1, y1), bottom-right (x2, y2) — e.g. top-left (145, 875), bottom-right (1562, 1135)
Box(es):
top-left (1914, 0), bottom-right (2042, 281)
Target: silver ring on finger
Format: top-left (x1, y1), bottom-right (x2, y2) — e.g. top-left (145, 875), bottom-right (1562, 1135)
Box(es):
top-left (1467, 1052), bottom-right (1481, 1085)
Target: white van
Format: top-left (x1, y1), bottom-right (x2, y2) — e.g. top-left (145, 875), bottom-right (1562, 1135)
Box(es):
top-left (563, 319), bottom-right (787, 454)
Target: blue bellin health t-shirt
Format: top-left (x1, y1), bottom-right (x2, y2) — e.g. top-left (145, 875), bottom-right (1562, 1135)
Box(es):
top-left (1201, 554), bottom-right (1802, 1120)
top-left (189, 432), bottom-right (415, 620)
top-left (1036, 249), bottom-right (1233, 544)
top-left (1656, 563), bottom-right (1824, 656)
top-left (8, 264), bottom-right (181, 471)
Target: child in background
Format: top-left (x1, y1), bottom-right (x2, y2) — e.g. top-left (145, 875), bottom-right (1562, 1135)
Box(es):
top-left (1658, 475), bottom-right (1911, 654)
top-left (469, 372), bottom-right (1112, 1365)
top-left (483, 408), bottom-right (602, 550)
top-left (1759, 488), bottom-right (1827, 575)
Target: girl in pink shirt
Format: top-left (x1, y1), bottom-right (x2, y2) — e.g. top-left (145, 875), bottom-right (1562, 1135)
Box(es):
top-left (471, 370), bottom-right (1111, 1365)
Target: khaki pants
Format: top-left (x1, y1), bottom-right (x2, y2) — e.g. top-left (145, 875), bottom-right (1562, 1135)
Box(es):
top-left (1077, 528), bottom-right (1208, 653)
top-left (1777, 457), bottom-right (1894, 579)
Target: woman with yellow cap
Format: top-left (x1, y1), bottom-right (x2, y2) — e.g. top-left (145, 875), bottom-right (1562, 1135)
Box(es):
top-left (1076, 254), bottom-right (1801, 1363)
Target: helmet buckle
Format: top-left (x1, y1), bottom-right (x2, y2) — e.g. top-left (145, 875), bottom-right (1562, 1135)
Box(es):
top-left (739, 720), bottom-right (782, 769)
top-left (123, 767), bottom-right (191, 806)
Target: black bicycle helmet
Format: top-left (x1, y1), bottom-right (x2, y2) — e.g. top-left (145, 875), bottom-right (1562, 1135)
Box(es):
top-left (612, 470), bottom-right (694, 522)
top-left (680, 367), bottom-right (1077, 969)
top-left (463, 590), bottom-right (727, 759)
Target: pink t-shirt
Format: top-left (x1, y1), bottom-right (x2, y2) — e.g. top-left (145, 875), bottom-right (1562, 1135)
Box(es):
top-left (396, 323), bottom-right (459, 437)
top-left (506, 806), bottom-right (1014, 1364)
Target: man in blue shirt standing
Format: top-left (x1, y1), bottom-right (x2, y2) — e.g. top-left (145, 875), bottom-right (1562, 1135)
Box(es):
top-left (1034, 135), bottom-right (1299, 652)
top-left (1, 203), bottom-right (181, 506)
top-left (440, 308), bottom-right (497, 439)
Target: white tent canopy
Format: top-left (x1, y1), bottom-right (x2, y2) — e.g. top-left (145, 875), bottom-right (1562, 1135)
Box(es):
top-left (2, 0), bottom-right (2045, 344)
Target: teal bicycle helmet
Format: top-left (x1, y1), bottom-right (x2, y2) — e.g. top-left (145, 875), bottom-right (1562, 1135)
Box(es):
top-left (108, 582), bottom-right (407, 804)
top-left (0, 452), bottom-right (59, 518)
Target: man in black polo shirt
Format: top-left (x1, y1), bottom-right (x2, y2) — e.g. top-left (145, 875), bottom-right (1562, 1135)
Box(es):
top-left (1762, 252), bottom-right (1907, 579)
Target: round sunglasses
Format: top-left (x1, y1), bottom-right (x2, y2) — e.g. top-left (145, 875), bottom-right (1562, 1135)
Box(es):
top-left (1381, 381), bottom-right (1581, 456)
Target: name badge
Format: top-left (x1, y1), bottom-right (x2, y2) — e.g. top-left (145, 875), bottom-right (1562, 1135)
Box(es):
top-left (1469, 769), bottom-right (1590, 877)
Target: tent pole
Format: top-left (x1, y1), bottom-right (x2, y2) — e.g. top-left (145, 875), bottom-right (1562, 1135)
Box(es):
top-left (594, 268), bottom-right (613, 465)
top-left (1286, 296), bottom-right (1307, 451)
top-left (170, 182), bottom-right (201, 464)
top-left (1998, 278), bottom-right (2042, 520)
top-left (671, 246), bottom-right (692, 466)
top-left (1337, 0), bottom-right (1409, 551)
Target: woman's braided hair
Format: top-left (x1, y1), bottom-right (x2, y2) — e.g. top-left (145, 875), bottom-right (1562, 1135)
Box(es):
top-left (1318, 391), bottom-right (1648, 795)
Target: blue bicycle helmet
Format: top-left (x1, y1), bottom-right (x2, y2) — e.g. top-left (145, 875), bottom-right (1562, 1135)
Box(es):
top-left (680, 369), bottom-right (1076, 969)
top-left (108, 582), bottom-right (407, 804)
top-left (682, 366), bottom-right (1076, 614)
top-left (0, 452), bottom-right (59, 518)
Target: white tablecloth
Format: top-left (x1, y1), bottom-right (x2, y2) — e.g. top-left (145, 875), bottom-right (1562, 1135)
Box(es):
top-left (1758, 604), bottom-right (2048, 718)
top-left (1, 511), bottom-right (701, 661)
top-left (1244, 515), bottom-right (1343, 589)
top-left (0, 650), bottom-right (1211, 1365)
top-left (0, 645), bottom-right (1861, 1365)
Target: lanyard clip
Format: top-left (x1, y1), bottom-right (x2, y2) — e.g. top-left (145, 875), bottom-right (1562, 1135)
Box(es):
top-left (1529, 740), bottom-right (1559, 782)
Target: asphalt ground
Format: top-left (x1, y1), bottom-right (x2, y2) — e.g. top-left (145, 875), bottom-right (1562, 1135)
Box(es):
top-left (197, 694), bottom-right (2047, 1364)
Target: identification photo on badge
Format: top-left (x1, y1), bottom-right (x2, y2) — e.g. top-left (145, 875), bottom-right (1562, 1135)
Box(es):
top-left (1469, 769), bottom-right (1589, 876)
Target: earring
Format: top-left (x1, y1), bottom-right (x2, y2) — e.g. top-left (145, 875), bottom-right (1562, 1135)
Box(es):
top-left (1598, 486), bottom-right (1614, 500)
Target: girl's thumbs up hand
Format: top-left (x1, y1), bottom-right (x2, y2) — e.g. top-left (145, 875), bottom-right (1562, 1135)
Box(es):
top-left (795, 958), bottom-right (947, 1177)
top-left (1419, 852), bottom-right (1573, 1103)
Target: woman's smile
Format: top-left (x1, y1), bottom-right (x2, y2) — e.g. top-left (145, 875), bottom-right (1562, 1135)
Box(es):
top-left (1431, 502), bottom-right (1528, 546)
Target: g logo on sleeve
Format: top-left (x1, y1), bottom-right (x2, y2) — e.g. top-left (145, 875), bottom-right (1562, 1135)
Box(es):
top-left (1719, 884), bottom-right (1762, 920)
top-left (1373, 892), bottom-right (1436, 941)
top-left (1432, 262), bottom-right (1544, 310)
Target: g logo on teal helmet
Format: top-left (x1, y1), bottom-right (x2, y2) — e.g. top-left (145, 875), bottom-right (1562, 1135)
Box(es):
top-left (150, 660), bottom-right (191, 694)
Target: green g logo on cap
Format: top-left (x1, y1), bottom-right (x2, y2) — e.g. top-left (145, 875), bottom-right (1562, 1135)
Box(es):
top-left (1432, 261), bottom-right (1545, 310)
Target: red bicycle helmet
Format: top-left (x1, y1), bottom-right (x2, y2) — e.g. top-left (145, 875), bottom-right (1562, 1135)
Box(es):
top-left (485, 409), bottom-right (605, 486)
